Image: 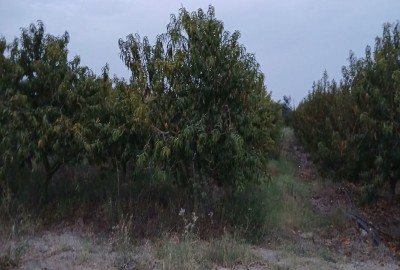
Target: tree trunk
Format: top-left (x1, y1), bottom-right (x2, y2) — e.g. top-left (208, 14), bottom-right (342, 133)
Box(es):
top-left (43, 173), bottom-right (52, 204)
top-left (42, 154), bottom-right (62, 204)
top-left (389, 177), bottom-right (397, 204)
top-left (122, 160), bottom-right (128, 183)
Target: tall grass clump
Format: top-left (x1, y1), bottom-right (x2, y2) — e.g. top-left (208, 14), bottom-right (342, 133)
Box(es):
top-left (206, 233), bottom-right (256, 267)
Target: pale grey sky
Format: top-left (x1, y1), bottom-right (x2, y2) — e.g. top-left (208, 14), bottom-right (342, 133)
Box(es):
top-left (1, 0), bottom-right (399, 104)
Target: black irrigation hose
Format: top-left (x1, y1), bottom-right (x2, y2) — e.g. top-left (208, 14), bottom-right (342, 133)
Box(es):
top-left (343, 187), bottom-right (381, 246)
top-left (346, 212), bottom-right (381, 246)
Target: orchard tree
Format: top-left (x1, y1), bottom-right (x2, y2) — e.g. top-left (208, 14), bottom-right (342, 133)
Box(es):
top-left (280, 95), bottom-right (293, 126)
top-left (119, 6), bottom-right (279, 205)
top-left (351, 22), bottom-right (400, 201)
top-left (293, 22), bottom-right (400, 202)
top-left (0, 37), bottom-right (18, 182)
top-left (85, 69), bottom-right (151, 180)
top-left (0, 21), bottom-right (99, 202)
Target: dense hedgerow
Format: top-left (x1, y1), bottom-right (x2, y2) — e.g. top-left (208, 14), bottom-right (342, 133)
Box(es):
top-left (293, 22), bottom-right (400, 201)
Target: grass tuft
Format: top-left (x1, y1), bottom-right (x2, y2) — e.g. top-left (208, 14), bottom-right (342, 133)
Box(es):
top-left (157, 235), bottom-right (205, 270)
top-left (206, 233), bottom-right (257, 267)
top-left (112, 214), bottom-right (136, 270)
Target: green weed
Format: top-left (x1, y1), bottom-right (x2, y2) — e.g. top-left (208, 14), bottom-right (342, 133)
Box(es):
top-left (112, 214), bottom-right (136, 270)
top-left (206, 233), bottom-right (256, 267)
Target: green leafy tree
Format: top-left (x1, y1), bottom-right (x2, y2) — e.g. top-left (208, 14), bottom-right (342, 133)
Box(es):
top-left (293, 22), bottom-right (400, 202)
top-left (280, 95), bottom-right (293, 126)
top-left (0, 21), bottom-right (99, 202)
top-left (85, 68), bottom-right (151, 181)
top-left (350, 22), bottom-right (400, 200)
top-left (119, 6), bottom-right (279, 205)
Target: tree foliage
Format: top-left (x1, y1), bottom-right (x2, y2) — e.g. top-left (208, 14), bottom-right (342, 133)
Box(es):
top-left (1, 7), bottom-right (280, 208)
top-left (119, 6), bottom-right (279, 198)
top-left (0, 21), bottom-right (106, 201)
top-left (293, 22), bottom-right (400, 201)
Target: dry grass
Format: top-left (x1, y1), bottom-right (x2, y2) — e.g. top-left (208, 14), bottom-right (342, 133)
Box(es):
top-left (155, 233), bottom-right (258, 270)
top-left (206, 233), bottom-right (257, 267)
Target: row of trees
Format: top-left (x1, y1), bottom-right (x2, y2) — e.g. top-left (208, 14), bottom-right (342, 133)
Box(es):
top-left (293, 22), bottom-right (400, 202)
top-left (0, 6), bottom-right (282, 208)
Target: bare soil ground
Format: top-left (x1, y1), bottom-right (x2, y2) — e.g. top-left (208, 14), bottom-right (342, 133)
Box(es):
top-left (1, 134), bottom-right (400, 269)
top-left (1, 225), bottom-right (399, 270)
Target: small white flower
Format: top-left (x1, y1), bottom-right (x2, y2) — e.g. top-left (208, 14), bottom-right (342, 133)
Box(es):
top-left (192, 212), bottom-right (198, 223)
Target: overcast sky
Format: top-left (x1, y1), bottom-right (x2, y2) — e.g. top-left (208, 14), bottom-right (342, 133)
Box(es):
top-left (1, 0), bottom-right (399, 104)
